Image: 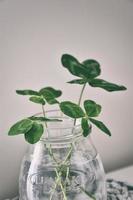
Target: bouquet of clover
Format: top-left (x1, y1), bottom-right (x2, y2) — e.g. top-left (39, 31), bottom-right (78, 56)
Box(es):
top-left (8, 54), bottom-right (127, 144)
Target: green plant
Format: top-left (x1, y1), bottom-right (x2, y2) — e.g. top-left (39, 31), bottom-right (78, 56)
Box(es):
top-left (8, 54), bottom-right (126, 142)
top-left (8, 54), bottom-right (126, 200)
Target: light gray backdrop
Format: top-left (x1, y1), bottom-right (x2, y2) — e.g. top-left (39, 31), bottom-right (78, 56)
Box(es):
top-left (0, 0), bottom-right (133, 199)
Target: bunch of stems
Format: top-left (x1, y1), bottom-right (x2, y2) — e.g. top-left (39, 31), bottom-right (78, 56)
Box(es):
top-left (41, 83), bottom-right (95, 200)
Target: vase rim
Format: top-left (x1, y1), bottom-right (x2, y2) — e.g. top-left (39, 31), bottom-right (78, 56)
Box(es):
top-left (34, 109), bottom-right (82, 130)
top-left (33, 109), bottom-right (90, 142)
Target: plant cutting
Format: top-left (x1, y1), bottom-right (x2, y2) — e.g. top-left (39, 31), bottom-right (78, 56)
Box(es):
top-left (8, 54), bottom-right (126, 200)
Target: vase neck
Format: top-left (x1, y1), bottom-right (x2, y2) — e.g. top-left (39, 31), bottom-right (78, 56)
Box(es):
top-left (35, 110), bottom-right (83, 142)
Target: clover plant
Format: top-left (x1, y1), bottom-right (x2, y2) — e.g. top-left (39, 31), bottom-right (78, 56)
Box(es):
top-left (8, 54), bottom-right (126, 200)
top-left (8, 54), bottom-right (126, 143)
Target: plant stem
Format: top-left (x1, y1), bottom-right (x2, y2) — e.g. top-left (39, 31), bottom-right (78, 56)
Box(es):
top-left (62, 144), bottom-right (73, 164)
top-left (42, 105), bottom-right (46, 122)
top-left (48, 144), bottom-right (60, 165)
top-left (41, 105), bottom-right (69, 199)
top-left (48, 144), bottom-right (73, 200)
top-left (55, 168), bottom-right (67, 200)
top-left (50, 177), bottom-right (60, 200)
top-left (78, 83), bottom-right (87, 106)
top-left (64, 166), bottom-right (69, 189)
top-left (42, 104), bottom-right (50, 140)
top-left (41, 105), bottom-right (75, 200)
top-left (74, 83), bottom-right (87, 126)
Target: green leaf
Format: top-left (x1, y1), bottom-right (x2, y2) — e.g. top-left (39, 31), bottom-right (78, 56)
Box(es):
top-left (29, 96), bottom-right (45, 105)
top-left (46, 98), bottom-right (59, 105)
top-left (67, 79), bottom-right (87, 85)
top-left (16, 90), bottom-right (40, 96)
top-left (40, 87), bottom-right (62, 98)
top-left (60, 101), bottom-right (85, 119)
top-left (61, 54), bottom-right (101, 80)
top-left (89, 118), bottom-right (111, 136)
top-left (82, 59), bottom-right (101, 79)
top-left (39, 87), bottom-right (62, 104)
top-left (61, 54), bottom-right (92, 79)
top-left (84, 100), bottom-right (101, 117)
top-left (8, 119), bottom-right (33, 135)
top-left (89, 79), bottom-right (127, 92)
top-left (29, 116), bottom-right (62, 122)
top-left (24, 122), bottom-right (44, 144)
top-left (81, 118), bottom-right (91, 137)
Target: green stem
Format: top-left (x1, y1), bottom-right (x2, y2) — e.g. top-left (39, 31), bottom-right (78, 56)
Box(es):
top-left (41, 105), bottom-right (73, 200)
top-left (41, 104), bottom-right (49, 132)
top-left (41, 105), bottom-right (65, 199)
top-left (64, 166), bottom-right (69, 188)
top-left (50, 176), bottom-right (60, 200)
top-left (55, 168), bottom-right (67, 200)
top-left (62, 144), bottom-right (73, 164)
top-left (42, 104), bottom-right (50, 139)
top-left (78, 83), bottom-right (87, 106)
top-left (48, 144), bottom-right (60, 165)
top-left (42, 105), bottom-right (46, 124)
top-left (48, 144), bottom-right (73, 200)
top-left (74, 83), bottom-right (87, 126)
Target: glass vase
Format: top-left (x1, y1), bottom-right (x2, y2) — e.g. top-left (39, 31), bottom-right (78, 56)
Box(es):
top-left (19, 110), bottom-right (107, 200)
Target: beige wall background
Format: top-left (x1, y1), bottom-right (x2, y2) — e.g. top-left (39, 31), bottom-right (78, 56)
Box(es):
top-left (0, 0), bottom-right (133, 199)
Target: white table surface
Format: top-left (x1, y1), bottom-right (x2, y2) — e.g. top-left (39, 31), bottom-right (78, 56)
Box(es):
top-left (106, 165), bottom-right (133, 185)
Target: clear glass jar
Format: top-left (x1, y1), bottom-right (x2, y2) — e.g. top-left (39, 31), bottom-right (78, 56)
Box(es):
top-left (19, 110), bottom-right (107, 200)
